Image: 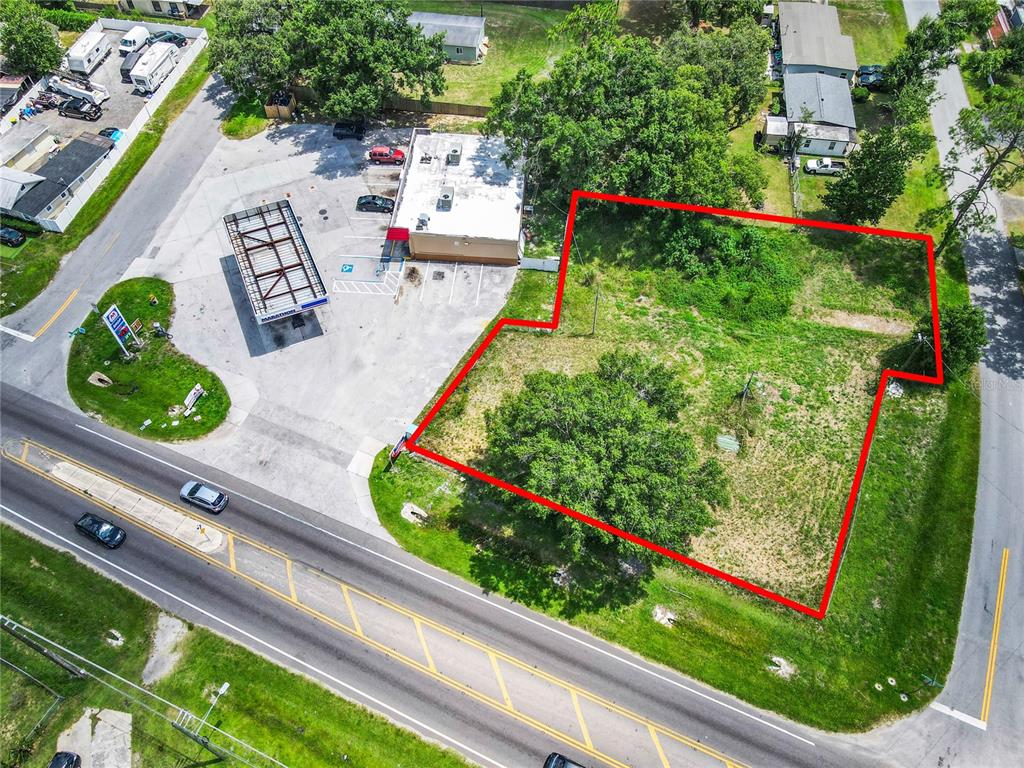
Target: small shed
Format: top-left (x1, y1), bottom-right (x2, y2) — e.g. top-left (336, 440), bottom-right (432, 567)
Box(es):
top-left (409, 11), bottom-right (486, 63)
top-left (762, 115), bottom-right (788, 148)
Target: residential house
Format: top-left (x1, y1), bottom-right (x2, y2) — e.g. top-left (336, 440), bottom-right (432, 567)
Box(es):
top-left (116, 0), bottom-right (209, 20)
top-left (778, 1), bottom-right (857, 81)
top-left (408, 11), bottom-right (486, 63)
top-left (783, 72), bottom-right (857, 156)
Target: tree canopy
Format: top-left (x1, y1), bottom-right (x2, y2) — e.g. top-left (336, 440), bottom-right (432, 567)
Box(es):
top-left (483, 351), bottom-right (727, 568)
top-left (662, 17), bottom-right (772, 129)
top-left (485, 31), bottom-right (765, 208)
top-left (209, 0), bottom-right (446, 116)
top-left (911, 304), bottom-right (988, 379)
top-left (0, 0), bottom-right (62, 79)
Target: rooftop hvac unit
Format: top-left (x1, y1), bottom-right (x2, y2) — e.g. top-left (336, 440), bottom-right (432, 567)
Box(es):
top-left (446, 144), bottom-right (462, 165)
top-left (416, 213), bottom-right (430, 231)
top-left (437, 186), bottom-right (455, 211)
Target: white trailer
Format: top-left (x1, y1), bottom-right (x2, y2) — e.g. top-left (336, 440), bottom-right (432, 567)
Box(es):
top-left (65, 30), bottom-right (112, 76)
top-left (45, 74), bottom-right (110, 105)
top-left (129, 43), bottom-right (178, 94)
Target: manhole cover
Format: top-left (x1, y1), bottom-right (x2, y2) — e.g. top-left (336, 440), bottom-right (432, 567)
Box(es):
top-left (319, 208), bottom-right (327, 215)
top-left (432, 271), bottom-right (445, 281)
top-left (322, 215), bottom-right (328, 220)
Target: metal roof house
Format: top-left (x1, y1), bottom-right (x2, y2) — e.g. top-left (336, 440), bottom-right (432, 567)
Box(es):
top-left (408, 11), bottom-right (486, 63)
top-left (784, 72), bottom-right (856, 128)
top-left (1, 133), bottom-right (113, 224)
top-left (778, 1), bottom-right (857, 80)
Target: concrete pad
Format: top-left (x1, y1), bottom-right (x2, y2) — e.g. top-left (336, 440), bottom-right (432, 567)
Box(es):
top-left (83, 475), bottom-right (120, 503)
top-left (56, 709), bottom-right (95, 768)
top-left (126, 495), bottom-right (163, 524)
top-left (142, 613), bottom-right (188, 685)
top-left (92, 709), bottom-right (131, 768)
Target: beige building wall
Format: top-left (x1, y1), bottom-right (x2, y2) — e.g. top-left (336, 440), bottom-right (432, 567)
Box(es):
top-left (409, 232), bottom-right (519, 265)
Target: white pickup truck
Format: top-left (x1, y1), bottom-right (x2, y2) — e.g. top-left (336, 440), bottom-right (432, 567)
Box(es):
top-left (804, 158), bottom-right (847, 176)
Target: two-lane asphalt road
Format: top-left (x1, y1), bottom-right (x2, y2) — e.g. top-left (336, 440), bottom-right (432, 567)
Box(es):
top-left (0, 385), bottom-right (887, 768)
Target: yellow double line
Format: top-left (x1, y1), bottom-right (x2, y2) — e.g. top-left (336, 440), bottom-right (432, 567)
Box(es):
top-left (4, 439), bottom-right (748, 768)
top-left (980, 547), bottom-right (1010, 723)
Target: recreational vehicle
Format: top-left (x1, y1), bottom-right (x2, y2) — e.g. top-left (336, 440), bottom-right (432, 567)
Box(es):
top-left (129, 43), bottom-right (178, 94)
top-left (65, 30), bottom-right (112, 76)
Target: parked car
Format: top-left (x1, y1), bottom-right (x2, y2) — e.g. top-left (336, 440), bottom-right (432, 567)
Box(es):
top-left (368, 145), bottom-right (405, 165)
top-left (356, 194), bottom-right (395, 213)
top-left (98, 126), bottom-right (123, 142)
top-left (804, 158), bottom-right (847, 176)
top-left (543, 754), bottom-right (588, 768)
top-left (47, 753), bottom-right (81, 768)
top-left (857, 64), bottom-right (884, 76)
top-left (58, 97), bottom-right (101, 121)
top-left (75, 513), bottom-right (126, 549)
top-left (180, 481), bottom-right (229, 513)
top-left (859, 72), bottom-right (886, 91)
top-left (333, 119), bottom-right (366, 140)
top-left (0, 227), bottom-right (26, 247)
top-left (147, 30), bottom-right (189, 48)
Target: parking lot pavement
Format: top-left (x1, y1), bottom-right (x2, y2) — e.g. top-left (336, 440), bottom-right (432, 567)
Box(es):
top-left (26, 29), bottom-right (170, 141)
top-left (122, 122), bottom-right (516, 538)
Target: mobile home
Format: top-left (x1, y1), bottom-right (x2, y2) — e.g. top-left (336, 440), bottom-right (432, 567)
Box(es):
top-left (130, 43), bottom-right (178, 94)
top-left (65, 30), bottom-right (113, 76)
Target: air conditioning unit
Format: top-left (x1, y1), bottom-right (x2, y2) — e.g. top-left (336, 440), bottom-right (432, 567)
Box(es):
top-left (437, 186), bottom-right (455, 211)
top-left (416, 213), bottom-right (430, 230)
top-left (446, 144), bottom-right (462, 165)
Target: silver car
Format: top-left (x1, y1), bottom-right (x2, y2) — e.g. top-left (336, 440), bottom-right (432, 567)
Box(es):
top-left (179, 481), bottom-right (228, 514)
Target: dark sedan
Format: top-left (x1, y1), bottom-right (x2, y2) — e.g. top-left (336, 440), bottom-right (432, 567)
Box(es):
top-left (857, 64), bottom-right (884, 76)
top-left (58, 98), bottom-right (102, 121)
top-left (74, 513), bottom-right (126, 549)
top-left (859, 72), bottom-right (886, 91)
top-left (47, 753), bottom-right (81, 768)
top-left (0, 227), bottom-right (26, 247)
top-left (147, 31), bottom-right (188, 48)
top-left (543, 754), bottom-right (588, 768)
top-left (333, 119), bottom-right (366, 140)
top-left (356, 195), bottom-right (394, 213)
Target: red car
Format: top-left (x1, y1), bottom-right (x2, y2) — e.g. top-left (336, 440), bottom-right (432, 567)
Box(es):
top-left (368, 145), bottom-right (405, 165)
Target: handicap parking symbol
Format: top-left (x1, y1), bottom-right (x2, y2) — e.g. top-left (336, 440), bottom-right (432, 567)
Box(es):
top-left (341, 264), bottom-right (354, 273)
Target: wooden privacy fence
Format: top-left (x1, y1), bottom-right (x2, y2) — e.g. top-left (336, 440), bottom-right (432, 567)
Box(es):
top-left (386, 96), bottom-right (490, 117)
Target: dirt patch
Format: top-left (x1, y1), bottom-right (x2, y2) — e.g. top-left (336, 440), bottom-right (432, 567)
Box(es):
top-left (811, 309), bottom-right (912, 337)
top-left (142, 614), bottom-right (188, 685)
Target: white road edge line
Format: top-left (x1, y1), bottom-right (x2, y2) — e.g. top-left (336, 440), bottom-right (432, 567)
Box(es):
top-left (0, 325), bottom-right (35, 342)
top-left (0, 504), bottom-right (512, 768)
top-left (928, 702), bottom-right (987, 731)
top-left (73, 423), bottom-right (816, 747)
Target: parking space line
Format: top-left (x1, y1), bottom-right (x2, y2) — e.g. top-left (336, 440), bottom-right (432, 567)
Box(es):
top-left (649, 725), bottom-right (671, 768)
top-left (415, 618), bottom-right (436, 673)
top-left (572, 690), bottom-right (592, 749)
top-left (33, 289), bottom-right (79, 338)
top-left (489, 652), bottom-right (513, 709)
top-left (980, 547), bottom-right (1010, 722)
top-left (476, 264), bottom-right (484, 305)
top-left (340, 585), bottom-right (363, 637)
top-left (448, 263), bottom-right (459, 304)
top-left (419, 266), bottom-right (429, 302)
top-left (3, 439), bottom-right (746, 768)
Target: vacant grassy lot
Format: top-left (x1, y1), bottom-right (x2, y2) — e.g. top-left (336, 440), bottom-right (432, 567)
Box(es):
top-left (221, 95), bottom-right (271, 139)
top-left (407, 0), bottom-right (568, 105)
top-left (833, 0), bottom-right (908, 65)
top-left (66, 278), bottom-right (230, 440)
top-left (0, 525), bottom-right (473, 768)
top-left (0, 49), bottom-right (211, 318)
top-left (372, 198), bottom-right (978, 730)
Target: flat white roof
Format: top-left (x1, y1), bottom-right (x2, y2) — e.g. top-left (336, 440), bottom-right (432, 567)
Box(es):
top-left (393, 132), bottom-right (524, 242)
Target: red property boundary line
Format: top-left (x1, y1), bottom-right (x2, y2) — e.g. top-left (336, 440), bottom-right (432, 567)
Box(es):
top-left (407, 190), bottom-right (944, 620)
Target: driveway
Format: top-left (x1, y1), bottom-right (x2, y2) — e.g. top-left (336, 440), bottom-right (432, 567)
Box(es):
top-left (119, 122), bottom-right (517, 538)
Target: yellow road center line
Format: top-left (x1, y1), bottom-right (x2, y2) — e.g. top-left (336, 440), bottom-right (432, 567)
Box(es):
top-left (572, 689), bottom-right (592, 749)
top-left (489, 652), bottom-right (513, 709)
top-left (286, 559), bottom-right (297, 602)
top-left (3, 440), bottom-right (744, 768)
top-left (980, 548), bottom-right (1010, 722)
top-left (33, 289), bottom-right (79, 338)
top-left (414, 618), bottom-right (436, 673)
top-left (227, 534), bottom-right (236, 571)
top-left (341, 585), bottom-right (363, 636)
top-left (649, 724), bottom-right (671, 768)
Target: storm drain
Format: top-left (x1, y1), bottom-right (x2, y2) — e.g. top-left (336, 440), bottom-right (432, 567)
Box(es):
top-left (432, 271), bottom-right (445, 281)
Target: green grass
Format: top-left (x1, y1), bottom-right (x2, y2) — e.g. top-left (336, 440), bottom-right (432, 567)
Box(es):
top-left (728, 86), bottom-right (794, 218)
top-left (833, 0), bottom-right (909, 65)
top-left (406, 0), bottom-right (568, 105)
top-left (0, 48), bottom-right (211, 317)
top-left (66, 278), bottom-right (230, 440)
top-left (0, 524), bottom-right (473, 768)
top-left (221, 95), bottom-right (271, 139)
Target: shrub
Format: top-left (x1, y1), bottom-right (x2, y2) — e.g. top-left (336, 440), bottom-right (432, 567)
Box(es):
top-left (41, 8), bottom-right (95, 31)
top-left (852, 86), bottom-right (870, 103)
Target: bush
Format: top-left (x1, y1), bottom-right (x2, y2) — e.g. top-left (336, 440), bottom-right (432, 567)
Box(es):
top-left (41, 8), bottom-right (96, 31)
top-left (852, 86), bottom-right (870, 103)
top-left (1, 218), bottom-right (45, 236)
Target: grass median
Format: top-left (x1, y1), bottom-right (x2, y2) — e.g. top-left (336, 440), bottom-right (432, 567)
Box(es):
top-left (66, 277), bottom-right (230, 440)
top-left (0, 48), bottom-right (211, 318)
top-left (0, 524), bottom-right (473, 768)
